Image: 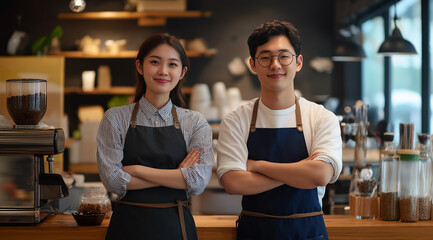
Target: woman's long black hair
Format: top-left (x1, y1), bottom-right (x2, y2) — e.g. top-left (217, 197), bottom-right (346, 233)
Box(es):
top-left (133, 33), bottom-right (190, 108)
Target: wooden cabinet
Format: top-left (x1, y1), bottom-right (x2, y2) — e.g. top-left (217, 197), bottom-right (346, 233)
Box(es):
top-left (51, 50), bottom-right (216, 59)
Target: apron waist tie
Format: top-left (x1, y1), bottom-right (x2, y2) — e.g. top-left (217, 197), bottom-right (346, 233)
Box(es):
top-left (117, 200), bottom-right (190, 240)
top-left (236, 210), bottom-right (323, 227)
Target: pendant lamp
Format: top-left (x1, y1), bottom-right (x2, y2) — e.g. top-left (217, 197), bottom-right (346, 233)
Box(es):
top-left (69, 0), bottom-right (86, 12)
top-left (332, 37), bottom-right (366, 62)
top-left (377, 4), bottom-right (417, 55)
top-left (332, 26), bottom-right (366, 62)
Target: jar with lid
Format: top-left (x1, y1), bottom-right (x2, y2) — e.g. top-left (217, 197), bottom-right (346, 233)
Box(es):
top-left (398, 149), bottom-right (420, 222)
top-left (379, 132), bottom-right (399, 221)
top-left (417, 134), bottom-right (432, 220)
top-left (77, 187), bottom-right (112, 217)
top-left (398, 123), bottom-right (419, 222)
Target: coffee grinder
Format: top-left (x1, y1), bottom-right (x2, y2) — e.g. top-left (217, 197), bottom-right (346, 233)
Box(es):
top-left (0, 79), bottom-right (68, 224)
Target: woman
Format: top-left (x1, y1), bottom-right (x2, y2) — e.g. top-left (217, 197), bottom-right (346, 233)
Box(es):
top-left (97, 33), bottom-right (214, 240)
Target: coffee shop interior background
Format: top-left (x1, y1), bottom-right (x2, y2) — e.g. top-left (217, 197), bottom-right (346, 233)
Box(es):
top-left (1, 0), bottom-right (418, 215)
top-left (2, 0), bottom-right (431, 218)
top-left (0, 0), bottom-right (369, 111)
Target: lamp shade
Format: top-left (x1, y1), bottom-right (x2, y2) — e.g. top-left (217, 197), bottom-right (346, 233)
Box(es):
top-left (378, 26), bottom-right (417, 55)
top-left (332, 37), bottom-right (366, 62)
top-left (378, 27), bottom-right (417, 56)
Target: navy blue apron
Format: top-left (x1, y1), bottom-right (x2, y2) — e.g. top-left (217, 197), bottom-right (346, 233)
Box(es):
top-left (236, 97), bottom-right (328, 240)
top-left (106, 101), bottom-right (197, 240)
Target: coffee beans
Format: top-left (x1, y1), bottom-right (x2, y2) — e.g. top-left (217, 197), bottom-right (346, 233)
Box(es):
top-left (419, 196), bottom-right (431, 221)
top-left (380, 192), bottom-right (399, 221)
top-left (400, 197), bottom-right (419, 222)
top-left (7, 93), bottom-right (46, 125)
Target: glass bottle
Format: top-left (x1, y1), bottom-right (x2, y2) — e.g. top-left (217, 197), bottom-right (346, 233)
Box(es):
top-left (349, 103), bottom-right (378, 219)
top-left (7, 15), bottom-right (29, 56)
top-left (418, 134), bottom-right (432, 220)
top-left (379, 132), bottom-right (399, 221)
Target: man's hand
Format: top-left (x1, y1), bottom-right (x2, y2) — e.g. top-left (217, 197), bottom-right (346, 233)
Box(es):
top-left (243, 152), bottom-right (333, 189)
top-left (246, 159), bottom-right (262, 173)
top-left (247, 152), bottom-right (321, 173)
top-left (304, 152), bottom-right (321, 161)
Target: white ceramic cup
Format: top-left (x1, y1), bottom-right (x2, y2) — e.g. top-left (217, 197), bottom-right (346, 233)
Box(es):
top-left (82, 70), bottom-right (96, 92)
top-left (227, 87), bottom-right (242, 107)
top-left (190, 83), bottom-right (211, 102)
top-left (212, 82), bottom-right (227, 107)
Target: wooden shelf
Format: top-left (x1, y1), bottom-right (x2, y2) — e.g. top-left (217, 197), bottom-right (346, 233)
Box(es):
top-left (343, 147), bottom-right (380, 163)
top-left (64, 138), bottom-right (76, 149)
top-left (50, 49), bottom-right (217, 58)
top-left (51, 51), bottom-right (137, 58)
top-left (69, 163), bottom-right (98, 174)
top-left (65, 87), bottom-right (135, 95)
top-left (58, 11), bottom-right (212, 20)
top-left (65, 86), bottom-right (192, 95)
top-left (58, 11), bottom-right (212, 26)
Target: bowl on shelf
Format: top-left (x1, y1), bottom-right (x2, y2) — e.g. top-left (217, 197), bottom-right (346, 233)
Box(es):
top-left (72, 211), bottom-right (106, 226)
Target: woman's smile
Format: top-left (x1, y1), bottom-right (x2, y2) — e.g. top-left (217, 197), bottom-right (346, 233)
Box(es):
top-left (154, 78), bottom-right (171, 84)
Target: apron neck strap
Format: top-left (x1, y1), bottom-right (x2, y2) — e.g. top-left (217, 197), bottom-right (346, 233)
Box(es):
top-left (171, 105), bottom-right (180, 129)
top-left (130, 101), bottom-right (180, 129)
top-left (249, 98), bottom-right (260, 133)
top-left (131, 101), bottom-right (140, 128)
top-left (295, 97), bottom-right (303, 132)
top-left (249, 96), bottom-right (303, 133)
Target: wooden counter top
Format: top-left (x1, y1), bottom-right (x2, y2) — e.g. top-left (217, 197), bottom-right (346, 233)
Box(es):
top-left (1, 214), bottom-right (433, 240)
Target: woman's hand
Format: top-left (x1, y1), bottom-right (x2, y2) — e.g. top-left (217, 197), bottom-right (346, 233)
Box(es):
top-left (122, 165), bottom-right (139, 176)
top-left (121, 149), bottom-right (200, 177)
top-left (178, 149), bottom-right (200, 169)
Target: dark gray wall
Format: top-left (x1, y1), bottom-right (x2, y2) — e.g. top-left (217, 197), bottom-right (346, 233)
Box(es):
top-left (1, 0), bottom-right (335, 101)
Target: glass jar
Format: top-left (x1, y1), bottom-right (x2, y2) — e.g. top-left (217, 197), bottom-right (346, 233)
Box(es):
top-left (77, 187), bottom-right (111, 217)
top-left (398, 149), bottom-right (420, 222)
top-left (379, 132), bottom-right (399, 221)
top-left (349, 164), bottom-right (378, 219)
top-left (6, 79), bottom-right (47, 126)
top-left (418, 134), bottom-right (432, 220)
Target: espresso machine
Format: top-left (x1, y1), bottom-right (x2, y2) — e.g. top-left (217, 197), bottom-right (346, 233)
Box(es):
top-left (0, 79), bottom-right (68, 224)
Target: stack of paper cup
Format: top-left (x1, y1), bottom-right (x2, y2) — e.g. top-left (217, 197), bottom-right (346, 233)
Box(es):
top-left (190, 84), bottom-right (211, 110)
top-left (227, 87), bottom-right (242, 111)
top-left (212, 82), bottom-right (231, 119)
top-left (212, 82), bottom-right (226, 108)
top-left (190, 84), bottom-right (217, 121)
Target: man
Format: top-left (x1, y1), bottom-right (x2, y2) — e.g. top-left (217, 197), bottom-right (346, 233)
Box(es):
top-left (216, 20), bottom-right (342, 240)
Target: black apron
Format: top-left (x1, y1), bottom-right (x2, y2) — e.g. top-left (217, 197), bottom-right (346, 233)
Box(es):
top-left (106, 101), bottom-right (197, 240)
top-left (236, 97), bottom-right (328, 240)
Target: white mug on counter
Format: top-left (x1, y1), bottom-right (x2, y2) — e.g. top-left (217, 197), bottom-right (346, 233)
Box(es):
top-left (82, 70), bottom-right (95, 92)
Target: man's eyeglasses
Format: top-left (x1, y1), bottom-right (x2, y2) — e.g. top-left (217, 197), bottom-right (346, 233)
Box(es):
top-left (255, 51), bottom-right (297, 67)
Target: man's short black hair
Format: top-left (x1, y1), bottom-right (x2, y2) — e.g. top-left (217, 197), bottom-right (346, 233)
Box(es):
top-left (248, 20), bottom-right (302, 59)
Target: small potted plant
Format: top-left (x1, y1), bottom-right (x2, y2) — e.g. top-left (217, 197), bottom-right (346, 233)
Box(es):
top-left (31, 25), bottom-right (63, 56)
